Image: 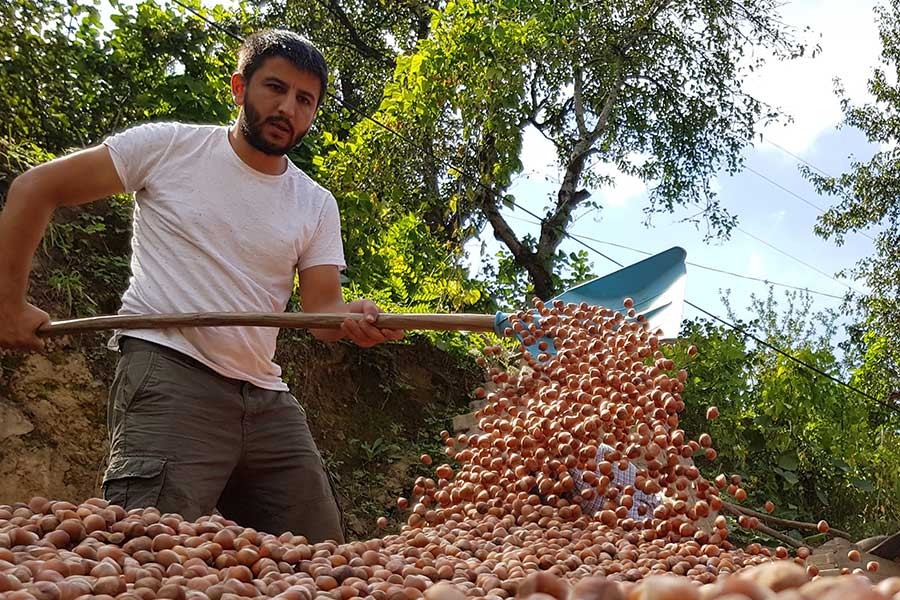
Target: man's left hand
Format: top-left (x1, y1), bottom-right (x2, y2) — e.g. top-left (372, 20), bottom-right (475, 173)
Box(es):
top-left (341, 299), bottom-right (404, 348)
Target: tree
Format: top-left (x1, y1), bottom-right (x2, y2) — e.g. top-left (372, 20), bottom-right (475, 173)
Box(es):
top-left (0, 0), bottom-right (253, 155)
top-left (800, 0), bottom-right (900, 405)
top-left (262, 0), bottom-right (438, 134)
top-left (671, 289), bottom-right (900, 537)
top-left (319, 0), bottom-right (812, 300)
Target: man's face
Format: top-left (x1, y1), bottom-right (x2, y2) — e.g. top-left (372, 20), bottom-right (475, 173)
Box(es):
top-left (232, 56), bottom-right (322, 156)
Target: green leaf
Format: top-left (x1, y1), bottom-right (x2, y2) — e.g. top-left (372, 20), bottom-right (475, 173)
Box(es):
top-left (753, 414), bottom-right (773, 427)
top-left (779, 470), bottom-right (800, 486)
top-left (777, 453), bottom-right (799, 471)
top-left (747, 430), bottom-right (767, 452)
top-left (851, 478), bottom-right (875, 492)
top-left (832, 458), bottom-right (852, 474)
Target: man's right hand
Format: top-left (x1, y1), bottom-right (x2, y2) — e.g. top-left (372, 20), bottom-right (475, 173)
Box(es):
top-left (0, 144), bottom-right (124, 353)
top-left (0, 301), bottom-right (51, 351)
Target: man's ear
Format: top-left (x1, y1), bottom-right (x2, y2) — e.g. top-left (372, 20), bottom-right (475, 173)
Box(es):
top-left (231, 73), bottom-right (247, 106)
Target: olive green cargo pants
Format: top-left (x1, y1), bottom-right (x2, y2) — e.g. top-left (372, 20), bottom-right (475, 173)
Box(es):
top-left (102, 337), bottom-right (345, 543)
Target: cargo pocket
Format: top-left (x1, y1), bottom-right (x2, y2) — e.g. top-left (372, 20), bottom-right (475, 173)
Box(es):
top-left (116, 350), bottom-right (160, 413)
top-left (102, 455), bottom-right (167, 510)
top-left (107, 350), bottom-right (159, 447)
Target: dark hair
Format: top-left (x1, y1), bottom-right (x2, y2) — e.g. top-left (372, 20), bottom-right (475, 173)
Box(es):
top-left (237, 29), bottom-right (328, 106)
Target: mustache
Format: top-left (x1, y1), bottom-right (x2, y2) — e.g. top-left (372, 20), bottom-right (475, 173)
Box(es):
top-left (264, 116), bottom-right (294, 136)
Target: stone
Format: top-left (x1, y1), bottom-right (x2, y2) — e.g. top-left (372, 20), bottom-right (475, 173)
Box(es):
top-left (0, 399), bottom-right (34, 440)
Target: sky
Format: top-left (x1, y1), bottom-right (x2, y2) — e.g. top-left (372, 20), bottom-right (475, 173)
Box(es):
top-left (464, 0), bottom-right (889, 342)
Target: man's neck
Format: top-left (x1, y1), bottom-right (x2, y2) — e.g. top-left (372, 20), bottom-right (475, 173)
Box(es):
top-left (228, 123), bottom-right (287, 176)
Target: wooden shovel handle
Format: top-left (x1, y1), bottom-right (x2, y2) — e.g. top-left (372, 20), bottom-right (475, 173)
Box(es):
top-left (37, 312), bottom-right (497, 337)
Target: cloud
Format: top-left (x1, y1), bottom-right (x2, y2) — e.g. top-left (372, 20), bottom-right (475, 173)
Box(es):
top-left (747, 251), bottom-right (766, 279)
top-left (519, 126), bottom-right (559, 178)
top-left (749, 0), bottom-right (883, 156)
top-left (593, 162), bottom-right (646, 208)
top-left (772, 209), bottom-right (787, 225)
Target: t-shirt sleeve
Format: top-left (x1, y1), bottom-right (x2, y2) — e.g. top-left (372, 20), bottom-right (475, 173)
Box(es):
top-left (298, 192), bottom-right (347, 271)
top-left (102, 122), bottom-right (177, 193)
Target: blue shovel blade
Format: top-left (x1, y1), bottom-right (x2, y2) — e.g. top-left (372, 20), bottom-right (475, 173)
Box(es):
top-left (493, 247), bottom-right (688, 359)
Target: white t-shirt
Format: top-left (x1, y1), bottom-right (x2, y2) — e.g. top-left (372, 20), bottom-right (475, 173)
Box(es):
top-left (571, 444), bottom-right (661, 520)
top-left (103, 122), bottom-right (346, 390)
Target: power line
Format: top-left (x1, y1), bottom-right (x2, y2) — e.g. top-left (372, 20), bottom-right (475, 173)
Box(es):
top-left (763, 136), bottom-right (833, 178)
top-left (549, 237), bottom-right (897, 416)
top-left (575, 236), bottom-right (848, 301)
top-left (171, 0), bottom-right (900, 416)
top-left (171, 0), bottom-right (245, 41)
top-left (683, 262), bottom-right (844, 300)
top-left (744, 165), bottom-right (831, 215)
top-left (501, 212), bottom-right (846, 301)
top-left (683, 301), bottom-right (897, 415)
top-left (754, 138), bottom-right (877, 242)
top-left (497, 221), bottom-right (896, 415)
top-left (503, 171), bottom-right (865, 299)
top-left (735, 226), bottom-right (865, 295)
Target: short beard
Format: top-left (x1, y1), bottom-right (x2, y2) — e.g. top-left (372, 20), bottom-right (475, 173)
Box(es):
top-left (239, 94), bottom-right (308, 156)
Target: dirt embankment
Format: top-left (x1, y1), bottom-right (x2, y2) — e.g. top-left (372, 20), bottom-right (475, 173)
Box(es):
top-left (0, 344), bottom-right (107, 503)
top-left (0, 330), bottom-right (482, 540)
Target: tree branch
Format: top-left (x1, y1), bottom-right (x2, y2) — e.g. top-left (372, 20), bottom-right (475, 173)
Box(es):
top-left (481, 189), bottom-right (526, 261)
top-left (723, 501), bottom-right (852, 540)
top-left (532, 62), bottom-right (625, 259)
top-left (524, 64), bottom-right (550, 130)
top-left (528, 118), bottom-right (557, 145)
top-left (522, 1), bottom-right (676, 290)
top-left (324, 0), bottom-right (395, 69)
top-left (615, 0), bottom-right (677, 55)
top-left (722, 503), bottom-right (801, 548)
top-left (573, 67), bottom-right (588, 138)
top-left (589, 66), bottom-right (626, 140)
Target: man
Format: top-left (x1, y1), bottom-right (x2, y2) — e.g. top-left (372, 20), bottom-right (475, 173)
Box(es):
top-left (570, 444), bottom-right (661, 520)
top-left (0, 29), bottom-right (403, 543)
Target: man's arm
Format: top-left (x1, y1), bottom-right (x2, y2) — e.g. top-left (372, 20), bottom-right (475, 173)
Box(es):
top-left (297, 265), bottom-right (404, 347)
top-left (0, 145), bottom-right (125, 350)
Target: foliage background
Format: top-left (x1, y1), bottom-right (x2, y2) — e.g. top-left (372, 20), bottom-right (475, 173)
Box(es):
top-left (668, 290), bottom-right (900, 539)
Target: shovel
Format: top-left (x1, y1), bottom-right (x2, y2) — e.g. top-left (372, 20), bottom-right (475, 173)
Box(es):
top-left (38, 247), bottom-right (687, 355)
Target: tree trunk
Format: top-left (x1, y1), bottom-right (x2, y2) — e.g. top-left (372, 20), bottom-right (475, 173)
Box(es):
top-left (523, 255), bottom-right (557, 300)
top-left (532, 150), bottom-right (592, 297)
top-left (476, 133), bottom-right (582, 300)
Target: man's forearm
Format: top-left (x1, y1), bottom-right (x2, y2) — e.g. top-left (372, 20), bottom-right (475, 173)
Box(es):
top-left (306, 298), bottom-right (351, 342)
top-left (296, 267), bottom-right (398, 347)
top-left (0, 175), bottom-right (56, 305)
